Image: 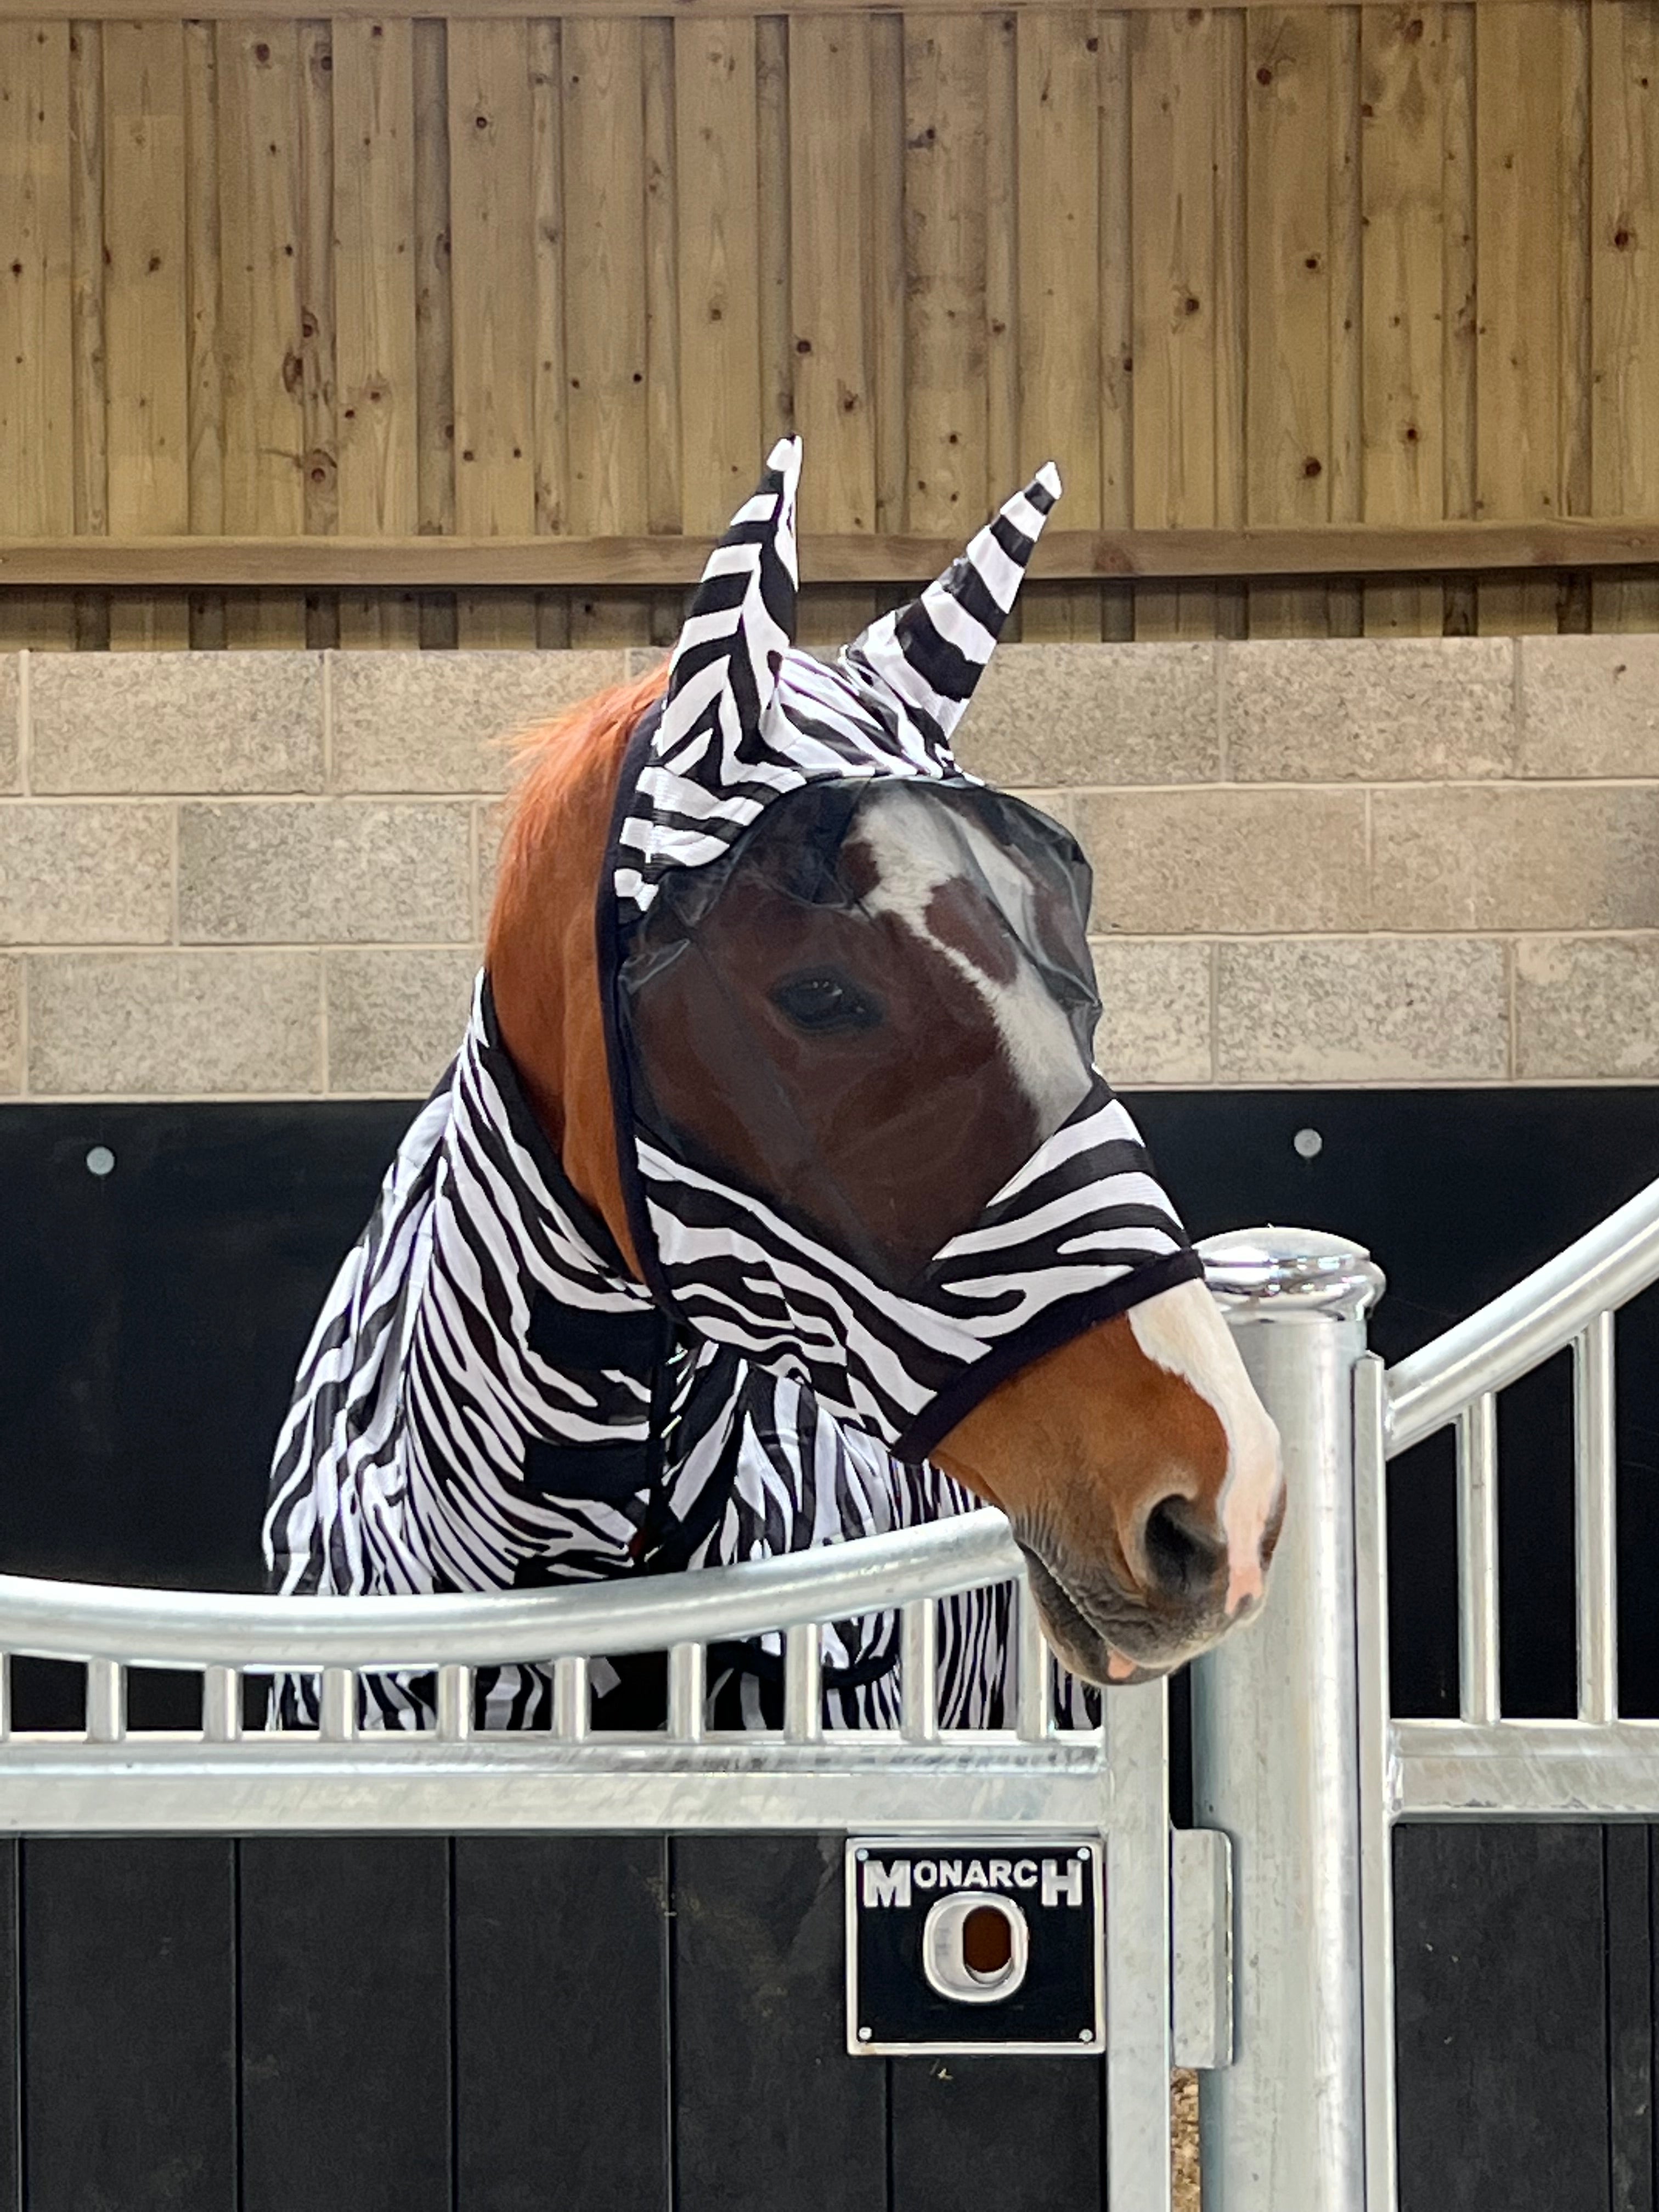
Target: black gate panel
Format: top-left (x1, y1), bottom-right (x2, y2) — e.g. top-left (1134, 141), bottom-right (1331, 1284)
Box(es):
top-left (453, 1834), bottom-right (671, 2212)
top-left (1395, 1826), bottom-right (1623, 2212)
top-left (889, 2055), bottom-right (1105, 2212)
top-left (22, 1838), bottom-right (235, 2212)
top-left (239, 1837), bottom-right (452, 2212)
top-left (0, 1845), bottom-right (17, 2212)
top-left (0, 1836), bottom-right (1121, 2211)
top-left (1606, 1829), bottom-right (1655, 2212)
top-left (672, 1834), bottom-right (885, 2212)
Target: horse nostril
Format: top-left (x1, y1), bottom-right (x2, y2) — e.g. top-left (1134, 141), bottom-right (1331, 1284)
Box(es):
top-left (1141, 1495), bottom-right (1226, 1603)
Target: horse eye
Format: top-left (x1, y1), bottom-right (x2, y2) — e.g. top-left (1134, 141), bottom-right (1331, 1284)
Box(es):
top-left (770, 970), bottom-right (883, 1035)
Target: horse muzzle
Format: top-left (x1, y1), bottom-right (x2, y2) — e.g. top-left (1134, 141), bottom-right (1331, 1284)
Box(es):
top-left (1018, 1484), bottom-right (1285, 1688)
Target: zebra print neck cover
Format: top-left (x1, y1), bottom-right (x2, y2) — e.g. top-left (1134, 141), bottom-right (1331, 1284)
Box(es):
top-left (602, 439), bottom-right (1202, 1465)
top-left (264, 975), bottom-right (1019, 1731)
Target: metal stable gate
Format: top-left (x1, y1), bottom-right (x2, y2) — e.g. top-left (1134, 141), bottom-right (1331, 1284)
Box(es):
top-left (3, 1185), bottom-right (1658, 2211)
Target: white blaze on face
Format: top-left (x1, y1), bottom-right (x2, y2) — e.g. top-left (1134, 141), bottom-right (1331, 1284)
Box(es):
top-left (849, 786), bottom-right (1089, 1133)
top-left (1127, 1278), bottom-right (1282, 1615)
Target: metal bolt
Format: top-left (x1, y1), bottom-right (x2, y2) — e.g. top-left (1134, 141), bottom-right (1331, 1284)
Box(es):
top-left (86, 1146), bottom-right (115, 1178)
top-left (1079, 2028), bottom-right (1093, 2042)
top-left (1294, 1127), bottom-right (1323, 1160)
top-left (857, 2027), bottom-right (872, 2042)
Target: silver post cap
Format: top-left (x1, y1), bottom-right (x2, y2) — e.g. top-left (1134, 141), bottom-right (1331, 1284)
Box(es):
top-left (1197, 1226), bottom-right (1385, 1318)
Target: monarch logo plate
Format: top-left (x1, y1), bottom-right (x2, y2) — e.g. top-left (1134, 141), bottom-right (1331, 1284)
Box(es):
top-left (845, 1835), bottom-right (1104, 2056)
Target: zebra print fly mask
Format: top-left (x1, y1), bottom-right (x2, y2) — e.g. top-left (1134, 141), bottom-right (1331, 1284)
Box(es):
top-left (603, 437), bottom-right (1203, 1466)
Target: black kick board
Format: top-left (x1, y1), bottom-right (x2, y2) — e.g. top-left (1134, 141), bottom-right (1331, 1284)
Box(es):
top-left (22, 1838), bottom-right (236, 2212)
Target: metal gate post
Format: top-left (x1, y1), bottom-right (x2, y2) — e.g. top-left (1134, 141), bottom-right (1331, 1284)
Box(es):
top-left (1189, 1230), bottom-right (1385, 2212)
top-left (1104, 1677), bottom-right (1172, 2212)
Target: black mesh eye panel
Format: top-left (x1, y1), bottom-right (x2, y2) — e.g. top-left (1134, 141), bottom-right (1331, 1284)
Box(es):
top-left (617, 780), bottom-right (1102, 1293)
top-left (928, 784), bottom-right (1100, 1062)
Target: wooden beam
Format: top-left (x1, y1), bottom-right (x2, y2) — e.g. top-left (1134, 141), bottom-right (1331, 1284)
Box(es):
top-left (3, 520), bottom-right (1659, 588)
top-left (0, 0), bottom-right (1599, 20)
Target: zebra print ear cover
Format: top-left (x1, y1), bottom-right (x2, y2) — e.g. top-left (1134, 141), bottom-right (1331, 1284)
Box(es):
top-left (600, 439), bottom-right (1204, 1463)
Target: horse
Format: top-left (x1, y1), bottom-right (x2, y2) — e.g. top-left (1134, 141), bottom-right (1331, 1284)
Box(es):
top-left (266, 440), bottom-right (1280, 1727)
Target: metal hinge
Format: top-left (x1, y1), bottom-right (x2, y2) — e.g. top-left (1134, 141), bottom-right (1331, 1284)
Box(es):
top-left (1171, 1827), bottom-right (1234, 2069)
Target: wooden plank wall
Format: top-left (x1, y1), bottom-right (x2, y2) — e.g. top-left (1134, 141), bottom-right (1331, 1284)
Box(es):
top-left (1, 2), bottom-right (1657, 647)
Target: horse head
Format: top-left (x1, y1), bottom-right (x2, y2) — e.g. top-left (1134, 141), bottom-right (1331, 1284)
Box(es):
top-left (489, 442), bottom-right (1281, 1689)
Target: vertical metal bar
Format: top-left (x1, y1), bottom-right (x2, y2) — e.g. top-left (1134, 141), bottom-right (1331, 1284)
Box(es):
top-left (783, 1625), bottom-right (822, 1743)
top-left (202, 1666), bottom-right (241, 1743)
top-left (1015, 1572), bottom-right (1054, 1741)
top-left (1104, 1679), bottom-right (1171, 2212)
top-left (1193, 1228), bottom-right (1383, 2212)
top-left (1353, 1355), bottom-right (1400, 2212)
top-left (552, 1656), bottom-right (589, 1742)
top-left (668, 1641), bottom-right (705, 1744)
top-left (320, 1667), bottom-right (357, 1742)
top-left (1171, 1826), bottom-right (1233, 2071)
top-left (1575, 1311), bottom-right (1618, 1725)
top-left (86, 1659), bottom-right (126, 1744)
top-left (0, 1655), bottom-right (11, 1741)
top-left (437, 1663), bottom-right (472, 1742)
top-left (900, 1599), bottom-right (937, 1744)
top-left (1456, 1393), bottom-right (1500, 1725)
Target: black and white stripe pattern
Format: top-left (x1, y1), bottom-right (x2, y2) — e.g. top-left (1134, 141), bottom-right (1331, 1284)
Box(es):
top-left (264, 978), bottom-right (1023, 1731)
top-left (844, 464), bottom-right (1060, 732)
top-left (613, 439), bottom-right (1059, 927)
top-left (609, 442), bottom-right (1200, 1463)
top-left (635, 1080), bottom-right (1198, 1460)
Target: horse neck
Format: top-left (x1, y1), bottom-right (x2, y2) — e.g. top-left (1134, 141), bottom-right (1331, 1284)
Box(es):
top-left (486, 698), bottom-right (644, 1279)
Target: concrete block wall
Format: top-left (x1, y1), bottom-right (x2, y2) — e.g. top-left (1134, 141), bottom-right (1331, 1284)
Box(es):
top-left (1, 635), bottom-right (1656, 1101)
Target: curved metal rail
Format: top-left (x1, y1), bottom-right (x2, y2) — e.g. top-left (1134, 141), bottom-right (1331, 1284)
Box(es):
top-left (1385, 1170), bottom-right (1659, 1455)
top-left (0, 1509), bottom-right (1023, 1671)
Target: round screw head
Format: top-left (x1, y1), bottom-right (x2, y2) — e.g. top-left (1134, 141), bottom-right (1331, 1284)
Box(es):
top-left (857, 2027), bottom-right (872, 2042)
top-left (1293, 1126), bottom-right (1324, 1160)
top-left (86, 1146), bottom-right (115, 1178)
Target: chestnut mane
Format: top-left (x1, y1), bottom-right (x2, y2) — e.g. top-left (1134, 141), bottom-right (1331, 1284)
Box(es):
top-left (482, 661), bottom-right (669, 1277)
top-left (486, 662), bottom-right (669, 970)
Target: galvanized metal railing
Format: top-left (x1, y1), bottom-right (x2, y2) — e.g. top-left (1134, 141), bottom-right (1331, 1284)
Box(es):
top-left (1384, 1171), bottom-right (1659, 1818)
top-left (0, 1424), bottom-right (1177, 2212)
top-left (1189, 1172), bottom-right (1659, 2212)
top-left (12, 1189), bottom-right (1657, 2212)
top-left (0, 1513), bottom-right (1106, 1830)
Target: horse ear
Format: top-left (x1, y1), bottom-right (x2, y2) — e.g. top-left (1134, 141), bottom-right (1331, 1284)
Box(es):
top-left (840, 462), bottom-right (1063, 740)
top-left (657, 436), bottom-right (800, 764)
